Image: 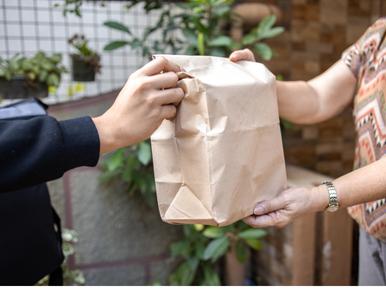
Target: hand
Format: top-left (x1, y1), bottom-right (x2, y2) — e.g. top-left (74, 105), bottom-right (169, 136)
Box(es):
top-left (92, 57), bottom-right (184, 154)
top-left (229, 48), bottom-right (256, 63)
top-left (244, 186), bottom-right (328, 228)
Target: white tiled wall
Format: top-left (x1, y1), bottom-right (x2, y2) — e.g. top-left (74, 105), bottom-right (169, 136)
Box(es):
top-left (0, 0), bottom-right (158, 104)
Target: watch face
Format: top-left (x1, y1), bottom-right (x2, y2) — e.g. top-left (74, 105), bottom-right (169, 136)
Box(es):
top-left (327, 205), bottom-right (339, 212)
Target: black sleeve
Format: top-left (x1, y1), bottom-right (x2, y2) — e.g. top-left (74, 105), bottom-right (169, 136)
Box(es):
top-left (0, 115), bottom-right (100, 193)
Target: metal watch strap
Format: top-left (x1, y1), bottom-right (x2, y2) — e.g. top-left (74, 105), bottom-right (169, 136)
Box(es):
top-left (322, 181), bottom-right (340, 212)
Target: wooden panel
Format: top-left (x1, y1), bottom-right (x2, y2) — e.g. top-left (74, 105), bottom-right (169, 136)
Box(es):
top-left (320, 210), bottom-right (353, 285)
top-left (291, 213), bottom-right (317, 285)
top-left (287, 165), bottom-right (328, 285)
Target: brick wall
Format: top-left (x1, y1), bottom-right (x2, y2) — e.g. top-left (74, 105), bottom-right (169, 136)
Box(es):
top-left (265, 0), bottom-right (384, 178)
top-left (253, 0), bottom-right (385, 285)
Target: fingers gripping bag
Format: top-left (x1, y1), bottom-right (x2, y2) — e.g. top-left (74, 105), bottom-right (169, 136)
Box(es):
top-left (151, 55), bottom-right (287, 226)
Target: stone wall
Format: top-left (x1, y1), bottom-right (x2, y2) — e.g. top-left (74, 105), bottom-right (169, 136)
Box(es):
top-left (252, 0), bottom-right (385, 285)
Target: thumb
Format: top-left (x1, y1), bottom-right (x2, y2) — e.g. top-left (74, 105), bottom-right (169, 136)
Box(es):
top-left (254, 195), bottom-right (287, 215)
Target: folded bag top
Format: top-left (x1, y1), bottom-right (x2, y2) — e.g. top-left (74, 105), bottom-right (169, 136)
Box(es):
top-left (151, 55), bottom-right (287, 226)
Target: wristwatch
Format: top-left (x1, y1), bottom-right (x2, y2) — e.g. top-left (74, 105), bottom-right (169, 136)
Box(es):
top-left (322, 181), bottom-right (340, 212)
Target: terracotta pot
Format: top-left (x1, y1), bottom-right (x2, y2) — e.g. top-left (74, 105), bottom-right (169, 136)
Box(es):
top-left (232, 3), bottom-right (282, 26)
top-left (0, 77), bottom-right (48, 99)
top-left (225, 244), bottom-right (247, 285)
top-left (230, 3), bottom-right (282, 42)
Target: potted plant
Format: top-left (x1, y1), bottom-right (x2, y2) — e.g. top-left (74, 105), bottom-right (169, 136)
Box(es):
top-left (0, 52), bottom-right (67, 100)
top-left (69, 34), bottom-right (101, 82)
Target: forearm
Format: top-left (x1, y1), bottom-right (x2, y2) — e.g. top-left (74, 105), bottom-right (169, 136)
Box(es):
top-left (0, 116), bottom-right (100, 192)
top-left (276, 61), bottom-right (356, 125)
top-left (276, 80), bottom-right (321, 124)
top-left (312, 157), bottom-right (386, 211)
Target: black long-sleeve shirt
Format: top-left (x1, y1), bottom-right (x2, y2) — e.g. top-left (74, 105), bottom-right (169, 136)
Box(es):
top-left (0, 115), bottom-right (100, 192)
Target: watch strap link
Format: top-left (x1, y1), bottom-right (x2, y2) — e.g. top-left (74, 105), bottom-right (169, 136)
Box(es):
top-left (322, 181), bottom-right (340, 212)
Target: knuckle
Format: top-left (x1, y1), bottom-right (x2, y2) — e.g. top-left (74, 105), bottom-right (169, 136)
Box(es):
top-left (133, 78), bottom-right (146, 91)
top-left (280, 192), bottom-right (291, 204)
top-left (168, 72), bottom-right (179, 83)
top-left (145, 94), bottom-right (157, 106)
top-left (140, 77), bottom-right (152, 89)
top-left (176, 87), bottom-right (185, 97)
top-left (157, 56), bottom-right (167, 67)
top-left (260, 202), bottom-right (269, 213)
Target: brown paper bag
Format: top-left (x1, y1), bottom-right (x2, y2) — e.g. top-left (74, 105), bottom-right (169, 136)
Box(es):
top-left (151, 55), bottom-right (287, 226)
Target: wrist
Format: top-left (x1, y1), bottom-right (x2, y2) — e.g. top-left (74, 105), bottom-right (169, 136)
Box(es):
top-left (92, 115), bottom-right (119, 154)
top-left (310, 185), bottom-right (329, 212)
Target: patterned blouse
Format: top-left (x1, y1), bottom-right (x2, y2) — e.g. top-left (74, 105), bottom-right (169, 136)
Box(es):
top-left (342, 18), bottom-right (386, 241)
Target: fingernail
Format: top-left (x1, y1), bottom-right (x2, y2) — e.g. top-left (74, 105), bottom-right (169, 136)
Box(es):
top-left (254, 205), bottom-right (264, 215)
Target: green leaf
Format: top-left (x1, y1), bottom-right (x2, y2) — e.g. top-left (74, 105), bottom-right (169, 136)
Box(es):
top-left (203, 227), bottom-right (224, 238)
top-left (129, 38), bottom-right (143, 49)
top-left (212, 4), bottom-right (230, 17)
top-left (51, 53), bottom-right (62, 64)
top-left (194, 241), bottom-right (206, 259)
top-left (208, 36), bottom-right (232, 47)
top-left (104, 40), bottom-right (130, 51)
top-left (235, 239), bottom-right (249, 263)
top-left (209, 48), bottom-right (226, 57)
top-left (170, 240), bottom-right (190, 258)
top-left (203, 236), bottom-right (229, 262)
top-left (138, 142), bottom-right (152, 165)
top-left (38, 70), bottom-right (48, 82)
top-left (254, 43), bottom-right (273, 60)
top-left (260, 26), bottom-right (284, 39)
top-left (170, 259), bottom-right (199, 285)
top-left (104, 21), bottom-right (131, 34)
top-left (242, 33), bottom-right (257, 46)
top-left (238, 228), bottom-right (267, 240)
top-left (281, 119), bottom-right (293, 130)
top-left (245, 239), bottom-right (263, 251)
top-left (202, 264), bottom-right (221, 286)
top-left (47, 73), bottom-right (60, 87)
top-left (258, 15), bottom-right (276, 34)
top-left (106, 149), bottom-right (124, 172)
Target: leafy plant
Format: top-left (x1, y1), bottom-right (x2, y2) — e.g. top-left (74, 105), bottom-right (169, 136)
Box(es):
top-left (101, 141), bottom-right (155, 207)
top-left (69, 34), bottom-right (101, 73)
top-left (169, 224), bottom-right (220, 286)
top-left (202, 223), bottom-right (266, 264)
top-left (168, 223), bottom-right (266, 285)
top-left (103, 0), bottom-right (284, 60)
top-left (37, 228), bottom-right (86, 286)
top-left (0, 52), bottom-right (67, 88)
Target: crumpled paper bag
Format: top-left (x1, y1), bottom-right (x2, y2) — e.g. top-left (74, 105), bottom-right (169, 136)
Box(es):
top-left (151, 55), bottom-right (287, 226)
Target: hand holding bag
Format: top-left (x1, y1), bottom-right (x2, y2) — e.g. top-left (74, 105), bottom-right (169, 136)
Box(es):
top-left (151, 55), bottom-right (287, 226)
